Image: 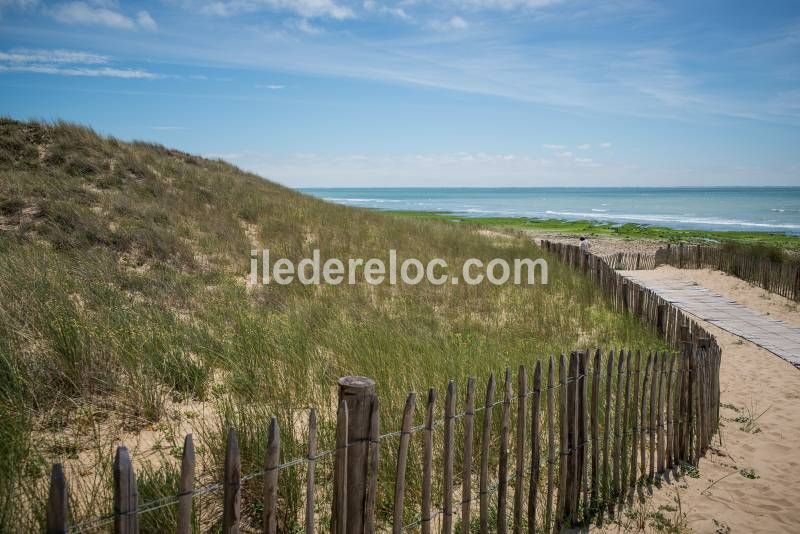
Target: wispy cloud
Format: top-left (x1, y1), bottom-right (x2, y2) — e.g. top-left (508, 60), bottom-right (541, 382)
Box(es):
top-left (0, 47), bottom-right (160, 78)
top-left (430, 15), bottom-right (468, 31)
top-left (255, 84), bottom-right (285, 90)
top-left (285, 17), bottom-right (322, 34)
top-left (0, 64), bottom-right (159, 78)
top-left (363, 0), bottom-right (410, 20)
top-left (0, 49), bottom-right (108, 64)
top-left (47, 2), bottom-right (157, 31)
top-left (199, 0), bottom-right (354, 20)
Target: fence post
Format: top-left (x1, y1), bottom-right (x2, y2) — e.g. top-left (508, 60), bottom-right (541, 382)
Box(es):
top-left (336, 376), bottom-right (378, 534)
top-left (793, 265), bottom-right (800, 301)
top-left (113, 446), bottom-right (139, 534)
top-left (47, 464), bottom-right (68, 534)
top-left (656, 304), bottom-right (666, 336)
top-left (621, 281), bottom-right (628, 313)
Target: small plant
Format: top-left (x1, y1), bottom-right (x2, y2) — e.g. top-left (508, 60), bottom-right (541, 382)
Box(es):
top-left (679, 462), bottom-right (700, 479)
top-left (739, 468), bottom-right (759, 479)
top-left (713, 518), bottom-right (731, 533)
top-left (733, 398), bottom-right (770, 433)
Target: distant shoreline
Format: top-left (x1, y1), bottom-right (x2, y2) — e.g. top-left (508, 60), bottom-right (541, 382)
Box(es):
top-left (384, 210), bottom-right (800, 252)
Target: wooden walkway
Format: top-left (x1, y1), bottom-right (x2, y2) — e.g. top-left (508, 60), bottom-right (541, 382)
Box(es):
top-left (623, 273), bottom-right (800, 368)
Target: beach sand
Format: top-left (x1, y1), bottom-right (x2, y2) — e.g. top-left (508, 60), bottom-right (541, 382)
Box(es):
top-left (524, 230), bottom-right (666, 257)
top-left (595, 266), bottom-right (800, 533)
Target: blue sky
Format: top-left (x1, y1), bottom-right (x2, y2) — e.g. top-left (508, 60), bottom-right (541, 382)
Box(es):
top-left (1, 0), bottom-right (799, 187)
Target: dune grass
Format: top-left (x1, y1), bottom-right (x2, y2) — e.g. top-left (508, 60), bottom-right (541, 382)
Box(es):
top-left (0, 119), bottom-right (667, 531)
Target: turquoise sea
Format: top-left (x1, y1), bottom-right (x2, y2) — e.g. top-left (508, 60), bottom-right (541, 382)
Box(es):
top-left (301, 187), bottom-right (800, 236)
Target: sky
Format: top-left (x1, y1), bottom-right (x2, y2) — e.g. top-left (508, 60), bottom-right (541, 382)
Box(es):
top-left (1, 0), bottom-right (799, 187)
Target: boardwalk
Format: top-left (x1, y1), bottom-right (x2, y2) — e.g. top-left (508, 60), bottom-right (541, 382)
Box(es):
top-left (622, 272), bottom-right (800, 368)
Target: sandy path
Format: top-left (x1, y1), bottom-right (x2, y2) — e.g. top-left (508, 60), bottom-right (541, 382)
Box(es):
top-left (601, 267), bottom-right (800, 533)
top-left (524, 231), bottom-right (666, 257)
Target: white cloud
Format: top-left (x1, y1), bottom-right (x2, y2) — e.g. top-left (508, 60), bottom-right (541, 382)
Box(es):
top-left (0, 47), bottom-right (160, 78)
top-left (0, 64), bottom-right (160, 78)
top-left (200, 0), bottom-right (354, 20)
top-left (542, 144), bottom-right (565, 150)
top-left (0, 0), bottom-right (39, 11)
top-left (363, 0), bottom-right (410, 20)
top-left (431, 15), bottom-right (468, 31)
top-left (287, 17), bottom-right (323, 34)
top-left (47, 2), bottom-right (158, 30)
top-left (0, 49), bottom-right (109, 64)
top-left (577, 143), bottom-right (591, 150)
top-left (136, 10), bottom-right (158, 31)
top-left (599, 142), bottom-right (612, 148)
top-left (456, 0), bottom-right (564, 9)
top-left (255, 84), bottom-right (285, 89)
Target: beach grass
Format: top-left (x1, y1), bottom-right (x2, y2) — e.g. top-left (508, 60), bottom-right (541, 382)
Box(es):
top-left (0, 119), bottom-right (667, 531)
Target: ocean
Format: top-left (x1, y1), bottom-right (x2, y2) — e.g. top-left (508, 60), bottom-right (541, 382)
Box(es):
top-left (300, 187), bottom-right (800, 236)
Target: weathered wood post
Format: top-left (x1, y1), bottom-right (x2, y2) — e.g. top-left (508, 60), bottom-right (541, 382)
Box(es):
top-left (621, 281), bottom-right (629, 313)
top-left (336, 376), bottom-right (378, 534)
top-left (656, 304), bottom-right (666, 336)
top-left (793, 265), bottom-right (800, 301)
top-left (47, 464), bottom-right (68, 534)
top-left (113, 446), bottom-right (139, 534)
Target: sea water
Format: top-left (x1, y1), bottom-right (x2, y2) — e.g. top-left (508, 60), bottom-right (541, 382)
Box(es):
top-left (301, 187), bottom-right (800, 236)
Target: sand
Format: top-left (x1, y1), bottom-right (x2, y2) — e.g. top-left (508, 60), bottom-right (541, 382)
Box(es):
top-left (524, 231), bottom-right (667, 257)
top-left (599, 266), bottom-right (800, 533)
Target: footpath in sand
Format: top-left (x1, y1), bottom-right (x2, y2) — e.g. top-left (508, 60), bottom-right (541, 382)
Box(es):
top-left (605, 266), bottom-right (800, 533)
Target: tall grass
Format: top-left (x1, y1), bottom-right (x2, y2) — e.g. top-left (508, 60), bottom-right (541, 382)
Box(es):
top-left (0, 118), bottom-right (667, 531)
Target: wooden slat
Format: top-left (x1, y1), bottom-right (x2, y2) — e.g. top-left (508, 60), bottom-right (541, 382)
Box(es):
top-left (365, 397), bottom-right (380, 534)
top-left (648, 353), bottom-right (658, 480)
top-left (611, 350), bottom-right (624, 510)
top-left (514, 365), bottom-right (527, 534)
top-left (332, 401), bottom-right (348, 534)
top-left (498, 369), bottom-right (512, 534)
top-left (113, 446), bottom-right (139, 534)
top-left (619, 350), bottom-right (632, 502)
top-left (602, 351), bottom-right (613, 513)
top-left (556, 354), bottom-right (568, 528)
top-left (306, 410), bottom-right (318, 534)
top-left (578, 352), bottom-right (588, 520)
top-left (629, 352), bottom-right (641, 489)
top-left (392, 394), bottom-right (416, 534)
top-left (422, 388), bottom-right (436, 534)
top-left (462, 378), bottom-right (476, 532)
top-left (590, 350), bottom-right (600, 512)
top-left (222, 429), bottom-right (241, 534)
top-left (657, 353), bottom-right (666, 474)
top-left (665, 356), bottom-right (675, 470)
top-left (47, 464), bottom-right (68, 534)
top-left (263, 417), bottom-right (280, 534)
top-left (480, 374), bottom-right (496, 533)
top-left (528, 361), bottom-right (542, 533)
top-left (544, 356), bottom-right (556, 532)
top-left (639, 354), bottom-right (651, 481)
top-left (568, 353), bottom-right (579, 524)
top-left (443, 381), bottom-right (456, 534)
top-left (177, 435), bottom-right (195, 534)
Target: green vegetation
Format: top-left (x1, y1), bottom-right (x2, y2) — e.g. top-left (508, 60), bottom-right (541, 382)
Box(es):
top-left (0, 119), bottom-right (666, 531)
top-left (388, 211), bottom-right (800, 254)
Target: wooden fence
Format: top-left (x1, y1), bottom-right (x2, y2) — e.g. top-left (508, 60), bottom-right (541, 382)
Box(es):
top-left (657, 243), bottom-right (800, 301)
top-left (44, 246), bottom-right (722, 534)
top-left (600, 251), bottom-right (660, 271)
